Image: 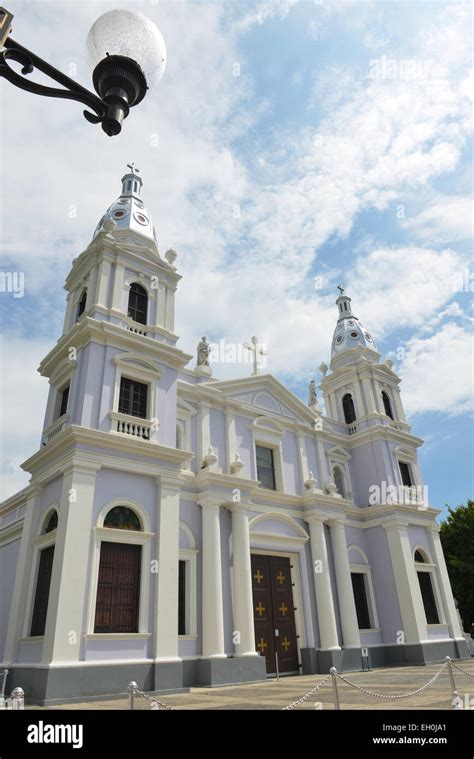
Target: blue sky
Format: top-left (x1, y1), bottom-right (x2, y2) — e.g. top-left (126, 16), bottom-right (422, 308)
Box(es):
top-left (0, 0), bottom-right (472, 518)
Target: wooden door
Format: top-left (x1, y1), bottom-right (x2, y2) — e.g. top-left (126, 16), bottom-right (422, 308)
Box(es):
top-left (251, 555), bottom-right (299, 675)
top-left (94, 542), bottom-right (141, 633)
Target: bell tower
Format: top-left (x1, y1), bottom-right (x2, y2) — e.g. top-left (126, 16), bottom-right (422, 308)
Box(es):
top-left (321, 287), bottom-right (409, 432)
top-left (40, 165), bottom-right (191, 448)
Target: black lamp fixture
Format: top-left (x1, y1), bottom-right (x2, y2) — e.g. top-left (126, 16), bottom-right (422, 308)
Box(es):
top-left (0, 7), bottom-right (166, 136)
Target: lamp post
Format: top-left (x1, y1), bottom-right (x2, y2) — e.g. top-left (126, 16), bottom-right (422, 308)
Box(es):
top-left (0, 7), bottom-right (166, 136)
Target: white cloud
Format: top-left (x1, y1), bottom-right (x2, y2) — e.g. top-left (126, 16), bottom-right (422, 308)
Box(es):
top-left (401, 196), bottom-right (473, 243)
top-left (235, 0), bottom-right (300, 31)
top-left (0, 336), bottom-right (50, 501)
top-left (396, 323), bottom-right (474, 416)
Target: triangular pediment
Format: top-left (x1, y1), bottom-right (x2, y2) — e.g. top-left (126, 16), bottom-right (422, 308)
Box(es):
top-left (212, 374), bottom-right (317, 425)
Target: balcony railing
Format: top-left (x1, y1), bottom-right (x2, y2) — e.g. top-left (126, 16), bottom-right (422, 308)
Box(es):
top-left (109, 412), bottom-right (151, 441)
top-left (42, 415), bottom-right (69, 446)
top-left (121, 316), bottom-right (148, 337)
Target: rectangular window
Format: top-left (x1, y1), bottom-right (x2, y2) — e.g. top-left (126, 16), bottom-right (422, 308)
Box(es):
top-left (417, 571), bottom-right (440, 624)
top-left (399, 462), bottom-right (412, 487)
top-left (30, 545), bottom-right (55, 636)
top-left (94, 542), bottom-right (141, 633)
top-left (118, 377), bottom-right (148, 419)
top-left (59, 385), bottom-right (69, 418)
top-left (178, 560), bottom-right (186, 635)
top-left (351, 572), bottom-right (371, 629)
top-left (256, 445), bottom-right (276, 490)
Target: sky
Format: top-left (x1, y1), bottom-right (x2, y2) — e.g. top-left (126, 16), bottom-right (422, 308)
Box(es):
top-left (0, 0), bottom-right (472, 519)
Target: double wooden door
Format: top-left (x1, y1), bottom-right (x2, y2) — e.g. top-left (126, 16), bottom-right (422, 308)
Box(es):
top-left (251, 554), bottom-right (299, 675)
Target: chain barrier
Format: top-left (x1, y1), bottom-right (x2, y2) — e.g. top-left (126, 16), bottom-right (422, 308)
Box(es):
top-left (282, 673), bottom-right (332, 710)
top-left (334, 661), bottom-right (448, 700)
top-left (128, 682), bottom-right (175, 710)
top-left (451, 660), bottom-right (474, 679)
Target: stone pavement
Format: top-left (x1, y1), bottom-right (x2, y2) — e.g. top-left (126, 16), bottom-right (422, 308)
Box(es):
top-left (27, 658), bottom-right (474, 710)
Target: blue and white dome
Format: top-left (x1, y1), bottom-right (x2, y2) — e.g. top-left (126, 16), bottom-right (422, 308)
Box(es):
top-left (93, 166), bottom-right (157, 243)
top-left (331, 291), bottom-right (377, 357)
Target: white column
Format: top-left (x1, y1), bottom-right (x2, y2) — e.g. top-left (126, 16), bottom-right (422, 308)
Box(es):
top-left (371, 379), bottom-right (383, 414)
top-left (225, 411), bottom-right (236, 472)
top-left (153, 476), bottom-right (181, 661)
top-left (88, 263), bottom-right (99, 307)
top-left (393, 388), bottom-right (407, 422)
top-left (3, 486), bottom-right (43, 664)
top-left (307, 517), bottom-right (340, 650)
top-left (429, 526), bottom-right (464, 639)
top-left (199, 499), bottom-right (226, 658)
top-left (297, 433), bottom-right (309, 492)
top-left (156, 283), bottom-right (166, 327)
top-left (229, 503), bottom-right (258, 657)
top-left (329, 520), bottom-right (361, 648)
top-left (62, 294), bottom-right (74, 334)
top-left (384, 521), bottom-right (427, 643)
top-left (198, 401), bottom-right (211, 466)
top-left (165, 286), bottom-right (176, 332)
top-left (96, 259), bottom-right (112, 309)
top-left (315, 438), bottom-right (329, 486)
top-left (362, 377), bottom-right (376, 414)
top-left (42, 462), bottom-right (99, 663)
top-left (111, 261), bottom-right (124, 312)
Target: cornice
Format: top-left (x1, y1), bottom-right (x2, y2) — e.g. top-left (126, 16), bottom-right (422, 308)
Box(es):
top-left (39, 317), bottom-right (192, 377)
top-left (21, 425), bottom-right (193, 478)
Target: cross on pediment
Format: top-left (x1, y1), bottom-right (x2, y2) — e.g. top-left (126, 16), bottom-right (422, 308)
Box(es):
top-left (244, 335), bottom-right (267, 376)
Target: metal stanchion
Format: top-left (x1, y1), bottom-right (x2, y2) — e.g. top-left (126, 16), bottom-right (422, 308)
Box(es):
top-left (128, 681), bottom-right (138, 711)
top-left (446, 657), bottom-right (462, 710)
top-left (11, 687), bottom-right (24, 710)
top-left (329, 667), bottom-right (340, 710)
top-left (274, 629), bottom-right (280, 681)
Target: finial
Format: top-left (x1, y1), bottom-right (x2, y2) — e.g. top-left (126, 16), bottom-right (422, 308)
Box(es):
top-left (337, 284), bottom-right (345, 296)
top-left (127, 162), bottom-right (140, 174)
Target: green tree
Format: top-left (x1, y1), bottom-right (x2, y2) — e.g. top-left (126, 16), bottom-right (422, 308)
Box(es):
top-left (439, 500), bottom-right (474, 632)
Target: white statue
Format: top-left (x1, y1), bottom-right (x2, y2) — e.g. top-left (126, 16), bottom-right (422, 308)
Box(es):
top-left (197, 336), bottom-right (211, 367)
top-left (308, 379), bottom-right (318, 407)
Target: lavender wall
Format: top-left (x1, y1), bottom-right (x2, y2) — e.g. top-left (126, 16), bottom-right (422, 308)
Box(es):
top-left (0, 538), bottom-right (21, 660)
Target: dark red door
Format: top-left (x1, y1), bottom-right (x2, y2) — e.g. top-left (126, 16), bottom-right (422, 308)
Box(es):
top-left (251, 555), bottom-right (299, 675)
top-left (94, 542), bottom-right (141, 633)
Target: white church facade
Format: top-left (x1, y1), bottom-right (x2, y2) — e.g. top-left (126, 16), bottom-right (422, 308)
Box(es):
top-left (0, 168), bottom-right (469, 704)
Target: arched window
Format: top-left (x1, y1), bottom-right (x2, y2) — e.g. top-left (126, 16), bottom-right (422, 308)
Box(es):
top-left (414, 549), bottom-right (440, 625)
top-left (95, 506), bottom-right (143, 633)
top-left (382, 391), bottom-right (394, 419)
top-left (104, 506), bottom-right (141, 531)
top-left (77, 289), bottom-right (87, 319)
top-left (43, 511), bottom-right (58, 534)
top-left (342, 393), bottom-right (356, 424)
top-left (128, 283), bottom-right (148, 325)
top-left (333, 466), bottom-right (346, 498)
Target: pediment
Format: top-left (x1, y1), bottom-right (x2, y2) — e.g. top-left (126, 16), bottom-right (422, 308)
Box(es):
top-left (214, 375), bottom-right (315, 425)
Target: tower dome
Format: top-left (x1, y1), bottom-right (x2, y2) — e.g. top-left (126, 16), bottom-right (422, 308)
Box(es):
top-left (331, 287), bottom-right (377, 359)
top-left (92, 163), bottom-right (157, 243)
